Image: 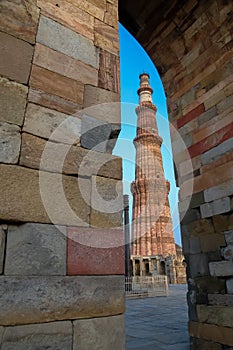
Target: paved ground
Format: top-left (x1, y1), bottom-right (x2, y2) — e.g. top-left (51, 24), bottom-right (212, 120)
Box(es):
top-left (125, 284), bottom-right (190, 350)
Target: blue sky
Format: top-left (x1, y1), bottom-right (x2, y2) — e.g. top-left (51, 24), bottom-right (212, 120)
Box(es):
top-left (113, 24), bottom-right (181, 245)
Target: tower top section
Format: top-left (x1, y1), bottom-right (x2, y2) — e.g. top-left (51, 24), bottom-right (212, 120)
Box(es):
top-left (137, 73), bottom-right (153, 105)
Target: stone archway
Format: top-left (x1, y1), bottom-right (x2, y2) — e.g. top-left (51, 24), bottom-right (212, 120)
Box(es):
top-left (0, 0), bottom-right (232, 348)
top-left (119, 0), bottom-right (233, 348)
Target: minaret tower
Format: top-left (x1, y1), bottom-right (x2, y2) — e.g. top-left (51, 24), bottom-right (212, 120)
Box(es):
top-left (131, 73), bottom-right (176, 277)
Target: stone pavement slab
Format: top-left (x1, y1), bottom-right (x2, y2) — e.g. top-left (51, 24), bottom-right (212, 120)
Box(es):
top-left (125, 284), bottom-right (189, 350)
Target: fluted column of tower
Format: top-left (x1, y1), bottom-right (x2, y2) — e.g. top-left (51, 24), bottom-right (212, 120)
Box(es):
top-left (131, 73), bottom-right (176, 257)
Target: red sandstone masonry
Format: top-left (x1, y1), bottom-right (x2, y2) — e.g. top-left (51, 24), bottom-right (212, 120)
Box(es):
top-left (188, 122), bottom-right (233, 158)
top-left (67, 227), bottom-right (124, 275)
top-left (177, 104), bottom-right (205, 129)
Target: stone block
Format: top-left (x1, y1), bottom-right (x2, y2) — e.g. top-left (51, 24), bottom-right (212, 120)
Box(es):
top-left (63, 0), bottom-right (105, 21)
top-left (200, 233), bottom-right (226, 253)
top-left (209, 261), bottom-right (233, 277)
top-left (104, 2), bottom-right (118, 28)
top-left (212, 214), bottom-right (229, 233)
top-left (0, 122), bottom-right (21, 164)
top-left (23, 103), bottom-right (81, 144)
top-left (0, 164), bottom-right (90, 226)
top-left (34, 43), bottom-right (98, 86)
top-left (90, 175), bottom-right (123, 228)
top-left (188, 122), bottom-right (233, 158)
top-left (30, 65), bottom-right (84, 104)
top-left (99, 48), bottom-right (120, 93)
top-left (189, 321), bottom-right (233, 347)
top-left (208, 294), bottom-right (233, 306)
top-left (20, 133), bottom-right (122, 179)
top-left (73, 315), bottom-right (125, 350)
top-left (222, 245), bottom-right (233, 261)
top-left (187, 218), bottom-right (215, 237)
top-left (204, 179), bottom-right (233, 202)
top-left (28, 88), bottom-right (81, 115)
top-left (0, 276), bottom-right (125, 325)
top-left (0, 78), bottom-right (28, 126)
top-left (200, 197), bottom-right (231, 218)
top-left (0, 227), bottom-right (6, 274)
top-left (197, 305), bottom-right (233, 328)
top-left (225, 230), bottom-right (233, 245)
top-left (177, 104), bottom-right (205, 128)
top-left (83, 86), bottom-right (120, 125)
top-left (81, 114), bottom-right (112, 152)
top-left (188, 253), bottom-right (209, 278)
top-left (0, 0), bottom-right (39, 43)
top-left (94, 18), bottom-right (119, 54)
top-left (37, 15), bottom-right (99, 68)
top-left (194, 276), bottom-right (225, 294)
top-left (201, 137), bottom-right (233, 166)
top-left (5, 223), bottom-right (66, 276)
top-left (197, 106), bottom-right (217, 126)
top-left (1, 321), bottom-right (72, 350)
top-left (67, 227), bottom-right (124, 275)
top-left (38, 0), bottom-right (94, 40)
top-left (0, 32), bottom-right (33, 84)
top-left (190, 337), bottom-right (222, 350)
top-left (226, 278), bottom-right (233, 294)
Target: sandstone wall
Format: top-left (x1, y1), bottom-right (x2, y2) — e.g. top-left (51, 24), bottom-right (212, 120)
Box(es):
top-left (145, 1), bottom-right (233, 348)
top-left (0, 0), bottom-right (125, 348)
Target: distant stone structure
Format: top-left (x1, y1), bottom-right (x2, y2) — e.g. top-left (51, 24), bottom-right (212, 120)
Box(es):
top-left (130, 73), bottom-right (185, 283)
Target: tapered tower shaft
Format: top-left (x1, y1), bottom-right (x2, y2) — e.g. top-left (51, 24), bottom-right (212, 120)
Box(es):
top-left (131, 73), bottom-right (176, 258)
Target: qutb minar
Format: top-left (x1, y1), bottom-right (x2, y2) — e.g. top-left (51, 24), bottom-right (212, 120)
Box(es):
top-left (130, 73), bottom-right (184, 282)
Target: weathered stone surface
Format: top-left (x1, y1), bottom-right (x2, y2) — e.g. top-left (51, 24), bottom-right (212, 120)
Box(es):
top-left (209, 261), bottom-right (233, 277)
top-left (188, 253), bottom-right (209, 278)
top-left (0, 78), bottom-right (28, 126)
top-left (200, 233), bottom-right (226, 253)
top-left (81, 114), bottom-right (112, 152)
top-left (34, 43), bottom-right (98, 86)
top-left (84, 84), bottom-right (119, 107)
top-left (90, 175), bottom-right (123, 228)
top-left (0, 32), bottom-right (33, 84)
top-left (204, 179), bottom-right (233, 202)
top-left (0, 0), bottom-right (39, 43)
top-left (104, 1), bottom-right (118, 28)
top-left (28, 88), bottom-right (81, 115)
top-left (0, 227), bottom-right (6, 274)
top-left (38, 0), bottom-right (95, 40)
top-left (0, 122), bottom-right (21, 164)
top-left (201, 137), bottom-right (233, 165)
top-left (94, 19), bottom-right (119, 54)
top-left (73, 315), bottom-right (125, 350)
top-left (5, 223), bottom-right (66, 276)
top-left (0, 164), bottom-right (90, 226)
top-left (20, 133), bottom-right (122, 179)
top-left (226, 278), bottom-right (233, 294)
top-left (0, 276), bottom-right (125, 325)
top-left (208, 294), bottom-right (233, 306)
top-left (197, 305), bottom-right (233, 328)
top-left (37, 16), bottom-right (99, 68)
top-left (200, 197), bottom-right (231, 218)
top-left (30, 65), bottom-right (84, 104)
top-left (67, 227), bottom-right (124, 275)
top-left (83, 85), bottom-right (120, 124)
top-left (222, 245), bottom-right (233, 261)
top-left (23, 103), bottom-right (81, 144)
top-left (1, 321), bottom-right (72, 350)
top-left (99, 49), bottom-right (120, 93)
top-left (189, 321), bottom-right (233, 347)
top-left (225, 230), bottom-right (233, 245)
